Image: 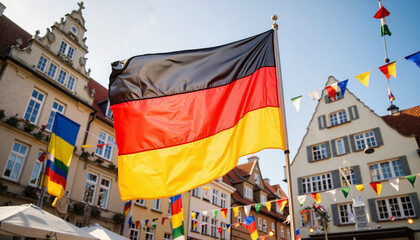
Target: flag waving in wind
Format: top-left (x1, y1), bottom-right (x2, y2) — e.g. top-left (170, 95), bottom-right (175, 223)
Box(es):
top-left (109, 30), bottom-right (285, 200)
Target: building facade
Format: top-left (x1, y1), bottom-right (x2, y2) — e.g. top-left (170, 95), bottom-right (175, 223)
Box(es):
top-left (290, 76), bottom-right (420, 240)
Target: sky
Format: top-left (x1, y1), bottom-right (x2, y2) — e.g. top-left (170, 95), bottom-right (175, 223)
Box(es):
top-left (2, 0), bottom-right (419, 195)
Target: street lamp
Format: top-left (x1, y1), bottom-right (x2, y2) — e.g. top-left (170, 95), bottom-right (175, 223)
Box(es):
top-left (408, 218), bottom-right (413, 224)
top-left (309, 227), bottom-right (315, 233)
top-left (268, 231), bottom-right (275, 236)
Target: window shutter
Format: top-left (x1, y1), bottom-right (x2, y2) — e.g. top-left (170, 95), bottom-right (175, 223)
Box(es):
top-left (331, 204), bottom-right (339, 226)
top-left (331, 139), bottom-right (337, 157)
top-left (348, 106), bottom-right (354, 120)
top-left (297, 177), bottom-right (303, 195)
top-left (307, 146), bottom-right (313, 163)
top-left (353, 165), bottom-right (363, 185)
top-left (348, 105), bottom-right (359, 120)
top-left (367, 198), bottom-right (378, 222)
top-left (373, 127), bottom-right (383, 146)
top-left (349, 134), bottom-right (356, 152)
top-left (409, 192), bottom-right (420, 217)
top-left (324, 95), bottom-right (330, 104)
top-left (336, 91), bottom-right (343, 100)
top-left (399, 155), bottom-right (411, 175)
top-left (325, 141), bottom-right (331, 158)
top-left (343, 136), bottom-right (350, 154)
top-left (318, 115), bottom-right (327, 130)
top-left (331, 169), bottom-right (341, 189)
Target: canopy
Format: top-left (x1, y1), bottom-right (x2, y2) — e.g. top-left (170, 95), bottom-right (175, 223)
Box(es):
top-left (82, 223), bottom-right (129, 240)
top-left (0, 204), bottom-right (98, 240)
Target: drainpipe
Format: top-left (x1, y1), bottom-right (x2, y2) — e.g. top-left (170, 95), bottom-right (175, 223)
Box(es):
top-left (82, 112), bottom-right (96, 169)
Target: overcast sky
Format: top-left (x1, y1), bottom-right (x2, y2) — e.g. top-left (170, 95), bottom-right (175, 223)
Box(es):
top-left (2, 0), bottom-right (419, 195)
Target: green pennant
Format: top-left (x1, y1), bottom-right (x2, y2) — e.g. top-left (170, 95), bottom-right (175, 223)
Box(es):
top-left (341, 187), bottom-right (350, 198)
top-left (255, 203), bottom-right (262, 214)
top-left (406, 175), bottom-right (416, 188)
top-left (212, 210), bottom-right (218, 219)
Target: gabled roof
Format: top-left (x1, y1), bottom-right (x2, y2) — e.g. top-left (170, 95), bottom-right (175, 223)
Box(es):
top-left (235, 161), bottom-right (254, 177)
top-left (382, 105), bottom-right (420, 146)
top-left (0, 15), bottom-right (31, 56)
top-left (87, 79), bottom-right (113, 126)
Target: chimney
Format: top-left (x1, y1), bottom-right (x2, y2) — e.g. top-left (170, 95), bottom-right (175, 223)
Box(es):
top-left (0, 3), bottom-right (5, 16)
top-left (247, 155), bottom-right (259, 162)
top-left (263, 178), bottom-right (270, 184)
top-left (387, 104), bottom-right (400, 116)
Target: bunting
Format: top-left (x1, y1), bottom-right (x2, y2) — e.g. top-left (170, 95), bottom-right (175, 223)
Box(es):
top-left (341, 187), bottom-right (350, 198)
top-left (135, 221), bottom-right (140, 229)
top-left (227, 224), bottom-right (231, 233)
top-left (379, 62), bottom-right (396, 80)
top-left (234, 222), bottom-right (241, 227)
top-left (170, 194), bottom-right (185, 240)
top-left (370, 182), bottom-right (382, 196)
top-left (276, 199), bottom-right (287, 211)
top-left (373, 6), bottom-right (390, 19)
top-left (191, 212), bottom-right (197, 220)
top-left (325, 83), bottom-right (338, 101)
top-left (311, 193), bottom-right (321, 204)
top-left (356, 71), bottom-right (370, 88)
top-left (162, 217), bottom-right (167, 225)
top-left (405, 51), bottom-right (420, 68)
top-left (296, 229), bottom-right (301, 240)
top-left (325, 190), bottom-right (336, 202)
top-left (244, 216), bottom-right (260, 240)
top-left (212, 210), bottom-right (218, 219)
top-left (291, 96), bottom-right (302, 112)
top-left (152, 218), bottom-right (158, 228)
top-left (122, 200), bottom-right (132, 237)
top-left (356, 184), bottom-right (364, 191)
top-left (388, 85), bottom-right (395, 102)
top-left (389, 178), bottom-right (399, 191)
top-left (244, 205), bottom-right (251, 217)
top-left (406, 175), bottom-right (416, 187)
top-left (221, 208), bottom-right (228, 218)
top-left (297, 195), bottom-right (307, 206)
top-left (193, 220), bottom-right (198, 229)
top-left (308, 90), bottom-right (320, 101)
top-left (265, 201), bottom-right (272, 212)
top-left (255, 203), bottom-right (262, 214)
top-left (217, 227), bottom-right (223, 237)
top-left (338, 79), bottom-right (348, 96)
top-left (233, 207), bottom-right (239, 217)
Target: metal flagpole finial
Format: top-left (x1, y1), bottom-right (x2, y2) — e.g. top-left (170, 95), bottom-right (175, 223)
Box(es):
top-left (271, 15), bottom-right (278, 30)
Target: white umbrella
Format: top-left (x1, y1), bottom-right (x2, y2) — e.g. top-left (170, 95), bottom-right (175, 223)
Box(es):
top-left (82, 223), bottom-right (129, 240)
top-left (0, 204), bottom-right (98, 240)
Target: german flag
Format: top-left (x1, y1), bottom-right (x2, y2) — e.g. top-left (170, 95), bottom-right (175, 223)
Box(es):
top-left (109, 29), bottom-right (285, 200)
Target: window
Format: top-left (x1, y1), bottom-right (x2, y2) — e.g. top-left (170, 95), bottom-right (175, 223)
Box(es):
top-left (3, 142), bottom-right (28, 181)
top-left (59, 41), bottom-right (75, 59)
top-left (211, 219), bottom-right (218, 237)
top-left (377, 196), bottom-right (415, 220)
top-left (105, 100), bottom-right (113, 119)
top-left (339, 203), bottom-right (354, 224)
top-left (98, 177), bottom-right (111, 208)
top-left (145, 227), bottom-right (154, 240)
top-left (355, 131), bottom-right (377, 151)
top-left (245, 186), bottom-right (253, 199)
top-left (237, 211), bottom-right (242, 223)
top-left (271, 222), bottom-right (275, 232)
top-left (335, 138), bottom-right (346, 155)
top-left (281, 226), bottom-right (284, 238)
top-left (135, 199), bottom-right (146, 206)
top-left (164, 233), bottom-right (172, 240)
top-left (287, 231), bottom-right (290, 240)
top-left (221, 193), bottom-right (227, 208)
top-left (66, 76), bottom-right (76, 91)
top-left (47, 62), bottom-right (58, 79)
top-left (36, 56), bottom-right (48, 72)
top-left (201, 216), bottom-right (209, 235)
top-left (221, 222), bottom-right (227, 239)
top-left (300, 209), bottom-right (314, 227)
top-left (212, 189), bottom-right (219, 205)
top-left (258, 218), bottom-right (262, 231)
top-left (312, 143), bottom-right (327, 161)
top-left (192, 187), bottom-right (200, 198)
top-left (326, 92), bottom-right (343, 103)
top-left (369, 159), bottom-right (404, 181)
top-left (152, 199), bottom-right (161, 211)
top-left (46, 101), bottom-right (65, 131)
top-left (263, 219), bottom-right (267, 232)
top-left (95, 131), bottom-right (114, 160)
top-left (255, 173), bottom-right (260, 184)
top-left (330, 110), bottom-right (347, 126)
top-left (57, 70), bottom-right (67, 85)
top-left (29, 151), bottom-right (43, 187)
top-left (59, 42), bottom-right (68, 55)
top-left (129, 223), bottom-right (139, 240)
top-left (168, 201), bottom-right (171, 216)
top-left (261, 194), bottom-right (267, 203)
top-left (302, 173), bottom-right (332, 194)
top-left (340, 167), bottom-right (355, 187)
top-left (191, 218), bottom-right (199, 232)
top-left (84, 172), bottom-right (98, 204)
top-left (24, 89), bottom-right (45, 124)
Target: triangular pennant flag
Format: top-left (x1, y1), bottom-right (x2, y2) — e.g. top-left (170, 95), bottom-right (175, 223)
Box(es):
top-left (341, 187), bottom-right (350, 198)
top-left (255, 203), bottom-right (262, 214)
top-left (217, 227), bottom-right (223, 236)
top-left (308, 90), bottom-right (320, 101)
top-left (52, 197), bottom-right (58, 207)
top-left (145, 219), bottom-right (149, 226)
top-left (380, 18), bottom-right (391, 36)
top-left (81, 144), bottom-right (92, 148)
top-left (406, 175), bottom-right (416, 187)
top-left (203, 211), bottom-right (207, 217)
top-left (356, 71), bottom-right (370, 88)
top-left (276, 199), bottom-right (288, 211)
top-left (356, 184), bottom-right (364, 191)
top-left (260, 236), bottom-right (266, 240)
top-left (193, 220), bottom-right (198, 229)
top-left (389, 178), bottom-right (400, 191)
top-left (234, 222), bottom-right (240, 227)
top-left (311, 193), bottom-right (321, 204)
top-left (405, 51), bottom-right (420, 68)
top-left (370, 182), bottom-right (382, 196)
top-left (97, 143), bottom-right (108, 150)
top-left (291, 96), bottom-right (302, 112)
top-left (265, 201), bottom-right (272, 212)
top-left (212, 210), bottom-right (218, 219)
top-left (373, 6), bottom-right (390, 19)
top-left (91, 152), bottom-right (95, 157)
top-left (135, 221), bottom-right (140, 229)
top-left (297, 195), bottom-right (306, 206)
top-left (227, 224), bottom-right (231, 232)
top-left (242, 222), bottom-right (247, 229)
top-left (244, 205), bottom-right (251, 217)
top-left (325, 83), bottom-right (338, 101)
top-left (161, 217), bottom-right (166, 225)
top-left (152, 218), bottom-right (158, 228)
top-left (221, 208), bottom-right (228, 218)
top-left (38, 152), bottom-right (47, 162)
top-left (337, 79), bottom-right (348, 97)
top-left (325, 189), bottom-right (337, 202)
top-left (191, 211), bottom-right (197, 220)
top-left (140, 220), bottom-right (145, 230)
top-left (233, 207), bottom-right (239, 217)
top-left (379, 62), bottom-right (396, 80)
top-left (388, 85), bottom-right (395, 102)
top-left (390, 216), bottom-right (395, 221)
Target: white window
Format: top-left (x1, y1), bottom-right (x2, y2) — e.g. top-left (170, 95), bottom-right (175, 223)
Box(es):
top-left (3, 142), bottom-right (28, 181)
top-left (152, 199), bottom-right (161, 211)
top-left (98, 177), bottom-right (111, 208)
top-left (261, 194), bottom-right (267, 203)
top-left (36, 56), bottom-right (48, 72)
top-left (145, 227), bottom-right (154, 240)
top-left (281, 226), bottom-right (284, 238)
top-left (163, 233), bottom-right (172, 240)
top-left (221, 193), bottom-right (227, 208)
top-left (192, 187), bottom-right (200, 198)
top-left (369, 159), bottom-right (404, 181)
top-left (254, 173), bottom-right (260, 184)
top-left (377, 196), bottom-right (415, 220)
top-left (263, 219), bottom-right (267, 232)
top-left (287, 231), bottom-right (290, 240)
top-left (339, 203), bottom-right (354, 224)
top-left (59, 41), bottom-right (75, 59)
top-left (201, 216), bottom-right (208, 235)
top-left (330, 110), bottom-right (347, 126)
top-left (24, 89), bottom-right (45, 124)
top-left (105, 100), bottom-right (113, 119)
top-left (212, 189), bottom-right (219, 205)
top-left (312, 143), bottom-right (327, 161)
top-left (302, 173), bottom-right (332, 194)
top-left (271, 222), bottom-right (275, 232)
top-left (245, 186), bottom-right (253, 199)
top-left (335, 138), bottom-right (346, 155)
top-left (135, 199), bottom-right (146, 206)
top-left (355, 131), bottom-right (377, 151)
top-left (211, 219), bottom-right (218, 237)
top-left (66, 76), bottom-right (76, 91)
top-left (59, 42), bottom-right (68, 55)
top-left (47, 62), bottom-right (58, 79)
top-left (237, 211), bottom-right (242, 223)
top-left (29, 151), bottom-right (43, 187)
top-left (95, 131), bottom-right (114, 160)
top-left (84, 172), bottom-right (98, 204)
top-left (129, 223), bottom-right (139, 240)
top-left (57, 70), bottom-right (67, 85)
top-left (221, 222), bottom-right (227, 239)
top-left (340, 167), bottom-right (355, 187)
top-left (258, 218), bottom-right (262, 231)
top-left (46, 101), bottom-right (65, 131)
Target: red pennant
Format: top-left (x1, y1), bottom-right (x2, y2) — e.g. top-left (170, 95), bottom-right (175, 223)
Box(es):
top-left (161, 217), bottom-right (166, 225)
top-left (218, 227), bottom-right (223, 236)
top-left (97, 143), bottom-right (108, 149)
top-left (242, 222), bottom-right (248, 229)
top-left (374, 6), bottom-right (390, 19)
top-left (38, 152), bottom-right (46, 162)
top-left (234, 222), bottom-right (241, 227)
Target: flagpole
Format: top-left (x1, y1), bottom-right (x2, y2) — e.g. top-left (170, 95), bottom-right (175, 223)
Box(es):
top-left (37, 134), bottom-right (52, 208)
top-left (271, 15), bottom-right (296, 239)
top-left (378, 0), bottom-right (390, 63)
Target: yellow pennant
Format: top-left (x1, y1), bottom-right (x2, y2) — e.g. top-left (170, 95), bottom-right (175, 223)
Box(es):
top-left (233, 207), bottom-right (239, 217)
top-left (388, 62), bottom-right (396, 78)
top-left (356, 184), bottom-right (364, 191)
top-left (265, 201), bottom-right (271, 212)
top-left (356, 71), bottom-right (370, 88)
top-left (82, 145), bottom-right (92, 148)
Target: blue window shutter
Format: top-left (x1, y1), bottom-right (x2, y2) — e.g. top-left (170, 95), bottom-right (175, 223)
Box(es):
top-left (373, 127), bottom-right (383, 146)
top-left (343, 136), bottom-right (350, 154)
top-left (331, 169), bottom-right (341, 189)
top-left (318, 115), bottom-right (326, 130)
top-left (353, 165), bottom-right (362, 185)
top-left (348, 106), bottom-right (354, 120)
top-left (325, 141), bottom-right (331, 158)
top-left (349, 134), bottom-right (356, 152)
top-left (331, 204), bottom-right (340, 226)
top-left (331, 139), bottom-right (337, 157)
top-left (368, 198), bottom-right (378, 222)
top-left (399, 155), bottom-right (411, 175)
top-left (409, 192), bottom-right (420, 217)
top-left (307, 146), bottom-right (313, 163)
top-left (297, 177), bottom-right (303, 195)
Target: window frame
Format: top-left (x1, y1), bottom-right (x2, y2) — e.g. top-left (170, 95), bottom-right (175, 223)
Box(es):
top-left (135, 199), bottom-right (146, 207)
top-left (46, 101), bottom-right (65, 132)
top-left (3, 142), bottom-right (29, 181)
top-left (312, 143), bottom-right (327, 161)
top-left (254, 173), bottom-right (260, 185)
top-left (335, 138), bottom-right (346, 155)
top-left (369, 159), bottom-right (404, 181)
top-left (376, 196), bottom-right (415, 220)
top-left (245, 185), bottom-right (253, 199)
top-left (59, 41), bottom-right (76, 60)
top-left (302, 173), bottom-right (333, 194)
top-left (338, 203), bottom-right (355, 224)
top-left (192, 187), bottom-right (200, 198)
top-left (98, 177), bottom-right (111, 209)
top-left (340, 167), bottom-right (356, 187)
top-left (105, 100), bottom-right (113, 119)
top-left (329, 110), bottom-right (348, 127)
top-left (221, 192), bottom-right (227, 208)
top-left (261, 194), bottom-right (267, 203)
top-left (28, 151), bottom-right (44, 187)
top-left (66, 75), bottom-right (76, 91)
top-left (263, 219), bottom-right (267, 232)
top-left (237, 211), bottom-right (242, 223)
top-left (152, 199), bottom-right (161, 211)
top-left (129, 222), bottom-right (140, 240)
top-left (145, 227), bottom-right (154, 240)
top-left (95, 131), bottom-right (114, 161)
top-left (212, 189), bottom-right (219, 205)
top-left (201, 215), bottom-right (209, 235)
top-left (36, 56), bottom-right (49, 72)
top-left (24, 89), bottom-right (45, 124)
top-left (163, 233), bottom-right (172, 240)
top-left (355, 131), bottom-right (377, 151)
top-left (257, 217), bottom-right (262, 231)
top-left (47, 62), bottom-right (58, 79)
top-left (83, 172), bottom-right (98, 205)
top-left (57, 69), bottom-right (68, 85)
top-left (211, 218), bottom-right (218, 237)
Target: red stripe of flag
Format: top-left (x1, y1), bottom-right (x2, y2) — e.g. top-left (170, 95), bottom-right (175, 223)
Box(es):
top-left (171, 197), bottom-right (183, 215)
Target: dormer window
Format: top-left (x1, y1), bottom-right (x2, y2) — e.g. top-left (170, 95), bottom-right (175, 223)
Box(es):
top-left (254, 173), bottom-right (260, 185)
top-left (59, 41), bottom-right (75, 59)
top-left (245, 185), bottom-right (253, 199)
top-left (105, 100), bottom-right (113, 119)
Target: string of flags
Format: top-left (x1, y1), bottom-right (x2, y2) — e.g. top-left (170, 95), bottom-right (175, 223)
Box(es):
top-left (290, 51), bottom-right (420, 112)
